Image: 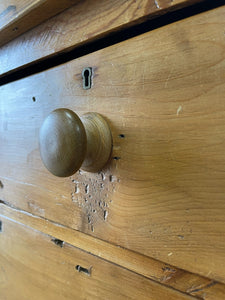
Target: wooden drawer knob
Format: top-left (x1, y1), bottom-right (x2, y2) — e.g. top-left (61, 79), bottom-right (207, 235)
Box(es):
top-left (39, 108), bottom-right (112, 177)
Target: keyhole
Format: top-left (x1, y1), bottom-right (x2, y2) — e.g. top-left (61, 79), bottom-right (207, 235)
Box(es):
top-left (84, 70), bottom-right (89, 87)
top-left (82, 67), bottom-right (92, 90)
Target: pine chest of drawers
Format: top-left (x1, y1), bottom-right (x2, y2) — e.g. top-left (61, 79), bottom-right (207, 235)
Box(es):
top-left (0, 1), bottom-right (225, 299)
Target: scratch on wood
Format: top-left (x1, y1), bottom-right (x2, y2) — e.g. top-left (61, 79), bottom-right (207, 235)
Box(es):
top-left (186, 280), bottom-right (217, 294)
top-left (162, 266), bottom-right (176, 273)
top-left (28, 202), bottom-right (45, 217)
top-left (154, 0), bottom-right (160, 9)
top-left (0, 200), bottom-right (66, 230)
top-left (0, 176), bottom-right (64, 195)
top-left (177, 105), bottom-right (182, 116)
top-left (161, 265), bottom-right (177, 283)
top-left (164, 64), bottom-right (174, 88)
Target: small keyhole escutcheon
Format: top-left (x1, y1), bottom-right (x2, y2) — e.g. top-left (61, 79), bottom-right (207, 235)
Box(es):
top-left (82, 67), bottom-right (92, 89)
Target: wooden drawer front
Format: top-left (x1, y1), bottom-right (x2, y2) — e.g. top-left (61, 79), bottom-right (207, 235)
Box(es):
top-left (0, 0), bottom-right (204, 77)
top-left (0, 5), bottom-right (225, 283)
top-left (0, 215), bottom-right (193, 300)
top-left (0, 0), bottom-right (80, 48)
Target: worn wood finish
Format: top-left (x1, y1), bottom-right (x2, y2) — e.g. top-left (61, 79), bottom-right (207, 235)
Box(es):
top-left (0, 0), bottom-right (80, 47)
top-left (1, 5), bottom-right (225, 283)
top-left (0, 215), bottom-right (195, 300)
top-left (0, 0), bottom-right (205, 77)
top-left (1, 203), bottom-right (225, 300)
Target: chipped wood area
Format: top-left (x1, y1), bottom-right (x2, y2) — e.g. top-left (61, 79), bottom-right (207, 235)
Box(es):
top-left (70, 167), bottom-right (119, 233)
top-left (0, 0), bottom-right (205, 76)
top-left (0, 215), bottom-right (197, 300)
top-left (1, 204), bottom-right (225, 300)
top-left (0, 0), bottom-right (80, 48)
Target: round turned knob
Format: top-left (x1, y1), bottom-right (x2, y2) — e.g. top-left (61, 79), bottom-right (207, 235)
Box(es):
top-left (39, 108), bottom-right (112, 177)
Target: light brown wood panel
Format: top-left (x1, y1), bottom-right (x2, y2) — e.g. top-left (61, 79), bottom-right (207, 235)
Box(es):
top-left (0, 0), bottom-right (80, 47)
top-left (1, 203), bottom-right (225, 300)
top-left (0, 215), bottom-right (195, 300)
top-left (0, 0), bottom-right (204, 76)
top-left (0, 5), bottom-right (225, 283)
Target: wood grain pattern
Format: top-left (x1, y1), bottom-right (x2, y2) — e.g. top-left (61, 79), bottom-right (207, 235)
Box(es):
top-left (0, 0), bottom-right (80, 48)
top-left (1, 203), bottom-right (225, 299)
top-left (0, 214), bottom-right (195, 300)
top-left (0, 5), bottom-right (225, 284)
top-left (0, 0), bottom-right (205, 76)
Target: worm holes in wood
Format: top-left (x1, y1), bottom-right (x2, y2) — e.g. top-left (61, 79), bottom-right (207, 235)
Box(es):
top-left (113, 156), bottom-right (121, 160)
top-left (118, 134), bottom-right (125, 139)
top-left (82, 67), bottom-right (92, 90)
top-left (32, 97), bottom-right (36, 102)
top-left (75, 265), bottom-right (92, 276)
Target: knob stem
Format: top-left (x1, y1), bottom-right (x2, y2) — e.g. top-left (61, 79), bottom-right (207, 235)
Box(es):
top-left (81, 112), bottom-right (112, 173)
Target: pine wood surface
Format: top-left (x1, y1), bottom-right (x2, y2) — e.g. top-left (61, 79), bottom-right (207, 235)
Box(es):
top-left (1, 203), bottom-right (225, 299)
top-left (0, 5), bottom-right (225, 285)
top-left (0, 214), bottom-right (196, 300)
top-left (0, 0), bottom-right (80, 48)
top-left (0, 0), bottom-right (204, 77)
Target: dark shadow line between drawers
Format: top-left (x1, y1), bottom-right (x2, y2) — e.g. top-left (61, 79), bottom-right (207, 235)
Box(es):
top-left (0, 0), bottom-right (224, 86)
